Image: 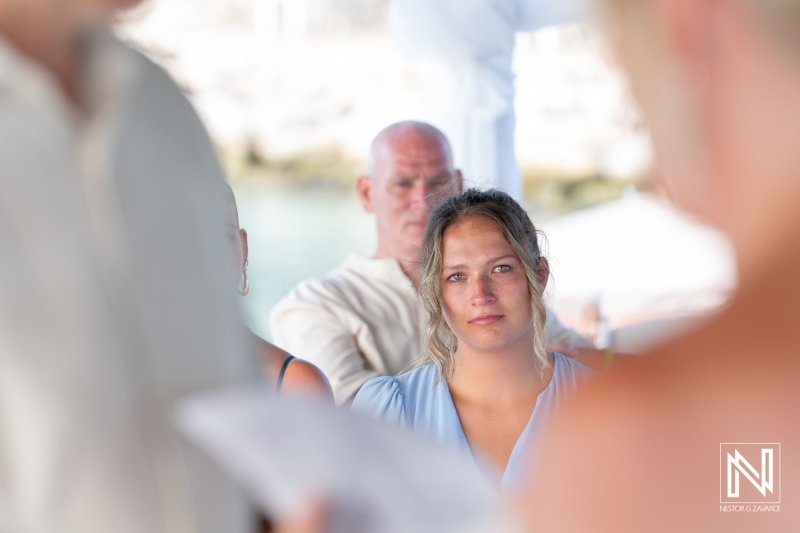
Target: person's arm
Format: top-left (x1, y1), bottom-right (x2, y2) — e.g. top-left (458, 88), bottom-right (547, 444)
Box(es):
top-left (270, 296), bottom-right (380, 406)
top-left (548, 344), bottom-right (633, 372)
top-left (281, 358), bottom-right (334, 401)
top-left (544, 306), bottom-right (593, 348)
top-left (544, 308), bottom-right (637, 371)
top-left (255, 335), bottom-right (334, 401)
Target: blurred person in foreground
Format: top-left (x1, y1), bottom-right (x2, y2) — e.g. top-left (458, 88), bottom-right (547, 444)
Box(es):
top-left (225, 185), bottom-right (332, 399)
top-left (353, 189), bottom-right (594, 491)
top-left (517, 0), bottom-right (800, 530)
top-left (270, 121), bottom-right (591, 405)
top-left (0, 1), bottom-right (259, 531)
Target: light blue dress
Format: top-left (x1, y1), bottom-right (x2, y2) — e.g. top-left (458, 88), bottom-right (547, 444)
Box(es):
top-left (352, 352), bottom-right (594, 491)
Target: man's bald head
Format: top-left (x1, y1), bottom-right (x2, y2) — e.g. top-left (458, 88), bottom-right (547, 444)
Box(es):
top-left (367, 121), bottom-right (454, 180)
top-left (357, 121), bottom-right (462, 272)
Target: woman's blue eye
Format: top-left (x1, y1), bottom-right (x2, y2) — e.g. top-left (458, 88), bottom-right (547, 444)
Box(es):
top-left (447, 273), bottom-right (464, 282)
top-left (494, 265), bottom-right (511, 273)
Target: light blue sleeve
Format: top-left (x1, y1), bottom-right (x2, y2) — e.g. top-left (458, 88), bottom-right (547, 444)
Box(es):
top-left (351, 376), bottom-right (407, 427)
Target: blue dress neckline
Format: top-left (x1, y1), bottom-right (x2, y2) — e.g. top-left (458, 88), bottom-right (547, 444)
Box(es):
top-left (352, 352), bottom-right (594, 492)
top-left (434, 354), bottom-right (561, 488)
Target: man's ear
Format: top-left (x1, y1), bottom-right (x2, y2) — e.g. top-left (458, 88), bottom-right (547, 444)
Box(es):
top-left (355, 174), bottom-right (374, 213)
top-left (454, 169), bottom-right (464, 194)
top-left (535, 257), bottom-right (550, 294)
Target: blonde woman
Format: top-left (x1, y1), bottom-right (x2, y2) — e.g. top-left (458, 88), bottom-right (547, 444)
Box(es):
top-left (352, 189), bottom-right (594, 490)
top-left (225, 186), bottom-right (333, 399)
top-left (520, 0), bottom-right (800, 531)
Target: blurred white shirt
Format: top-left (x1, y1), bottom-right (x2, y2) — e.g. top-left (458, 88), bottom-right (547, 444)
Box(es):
top-left (0, 31), bottom-right (257, 533)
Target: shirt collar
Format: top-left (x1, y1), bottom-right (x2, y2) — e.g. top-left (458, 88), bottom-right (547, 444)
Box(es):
top-left (343, 253), bottom-right (416, 288)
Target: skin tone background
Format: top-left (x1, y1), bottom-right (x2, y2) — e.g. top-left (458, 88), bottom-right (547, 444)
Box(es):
top-left (515, 0), bottom-right (800, 531)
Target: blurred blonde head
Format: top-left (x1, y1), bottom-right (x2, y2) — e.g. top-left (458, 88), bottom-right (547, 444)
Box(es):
top-left (599, 0), bottom-right (800, 279)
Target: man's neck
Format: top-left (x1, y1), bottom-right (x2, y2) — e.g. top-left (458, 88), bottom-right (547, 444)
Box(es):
top-left (0, 7), bottom-right (85, 105)
top-left (396, 256), bottom-right (421, 287)
top-left (373, 247), bottom-right (421, 287)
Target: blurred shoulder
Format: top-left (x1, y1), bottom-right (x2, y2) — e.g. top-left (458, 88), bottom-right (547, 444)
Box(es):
top-left (270, 256), bottom-right (401, 328)
top-left (112, 34), bottom-right (213, 141)
top-left (271, 257), bottom-right (365, 307)
top-left (282, 358), bottom-right (333, 400)
top-left (116, 35), bottom-right (184, 95)
top-left (255, 335), bottom-right (333, 400)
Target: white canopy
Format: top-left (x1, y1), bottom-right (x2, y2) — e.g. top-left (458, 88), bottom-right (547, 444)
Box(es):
top-left (389, 0), bottom-right (590, 199)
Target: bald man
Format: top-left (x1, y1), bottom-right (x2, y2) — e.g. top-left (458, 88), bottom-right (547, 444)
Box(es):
top-left (270, 122), bottom-right (586, 405)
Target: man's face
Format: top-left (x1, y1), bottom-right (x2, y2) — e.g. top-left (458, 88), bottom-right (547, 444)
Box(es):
top-left (359, 130), bottom-right (462, 261)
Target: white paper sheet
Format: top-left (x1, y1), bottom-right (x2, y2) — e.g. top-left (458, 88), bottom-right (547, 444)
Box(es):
top-left (175, 387), bottom-right (503, 533)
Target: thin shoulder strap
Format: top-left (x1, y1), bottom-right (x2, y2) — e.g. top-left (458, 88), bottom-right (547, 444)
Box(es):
top-left (276, 355), bottom-right (296, 393)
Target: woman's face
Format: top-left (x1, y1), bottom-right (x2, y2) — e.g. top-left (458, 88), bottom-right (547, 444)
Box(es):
top-left (440, 216), bottom-right (534, 355)
top-left (226, 201), bottom-right (248, 291)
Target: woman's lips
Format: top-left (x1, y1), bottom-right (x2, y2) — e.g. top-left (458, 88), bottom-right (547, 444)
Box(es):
top-left (468, 314), bottom-right (504, 326)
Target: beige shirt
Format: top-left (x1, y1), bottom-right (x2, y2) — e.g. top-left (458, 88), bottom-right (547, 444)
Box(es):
top-left (0, 32), bottom-right (256, 533)
top-left (270, 254), bottom-right (588, 405)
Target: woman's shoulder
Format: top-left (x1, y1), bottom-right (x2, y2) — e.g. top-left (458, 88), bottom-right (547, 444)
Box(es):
top-left (395, 362), bottom-right (441, 388)
top-left (552, 351), bottom-right (598, 388)
top-left (351, 374), bottom-right (404, 421)
top-left (352, 363), bottom-right (441, 422)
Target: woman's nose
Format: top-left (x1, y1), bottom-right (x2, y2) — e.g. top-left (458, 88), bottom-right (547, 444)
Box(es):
top-left (471, 275), bottom-right (497, 305)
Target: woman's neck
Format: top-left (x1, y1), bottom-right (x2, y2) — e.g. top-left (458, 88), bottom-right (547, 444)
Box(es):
top-left (447, 335), bottom-right (552, 409)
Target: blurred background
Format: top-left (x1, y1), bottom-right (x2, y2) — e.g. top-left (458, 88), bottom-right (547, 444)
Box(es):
top-left (115, 0), bottom-right (736, 349)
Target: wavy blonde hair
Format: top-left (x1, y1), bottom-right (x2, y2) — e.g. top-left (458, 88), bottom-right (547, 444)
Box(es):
top-left (416, 189), bottom-right (550, 382)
